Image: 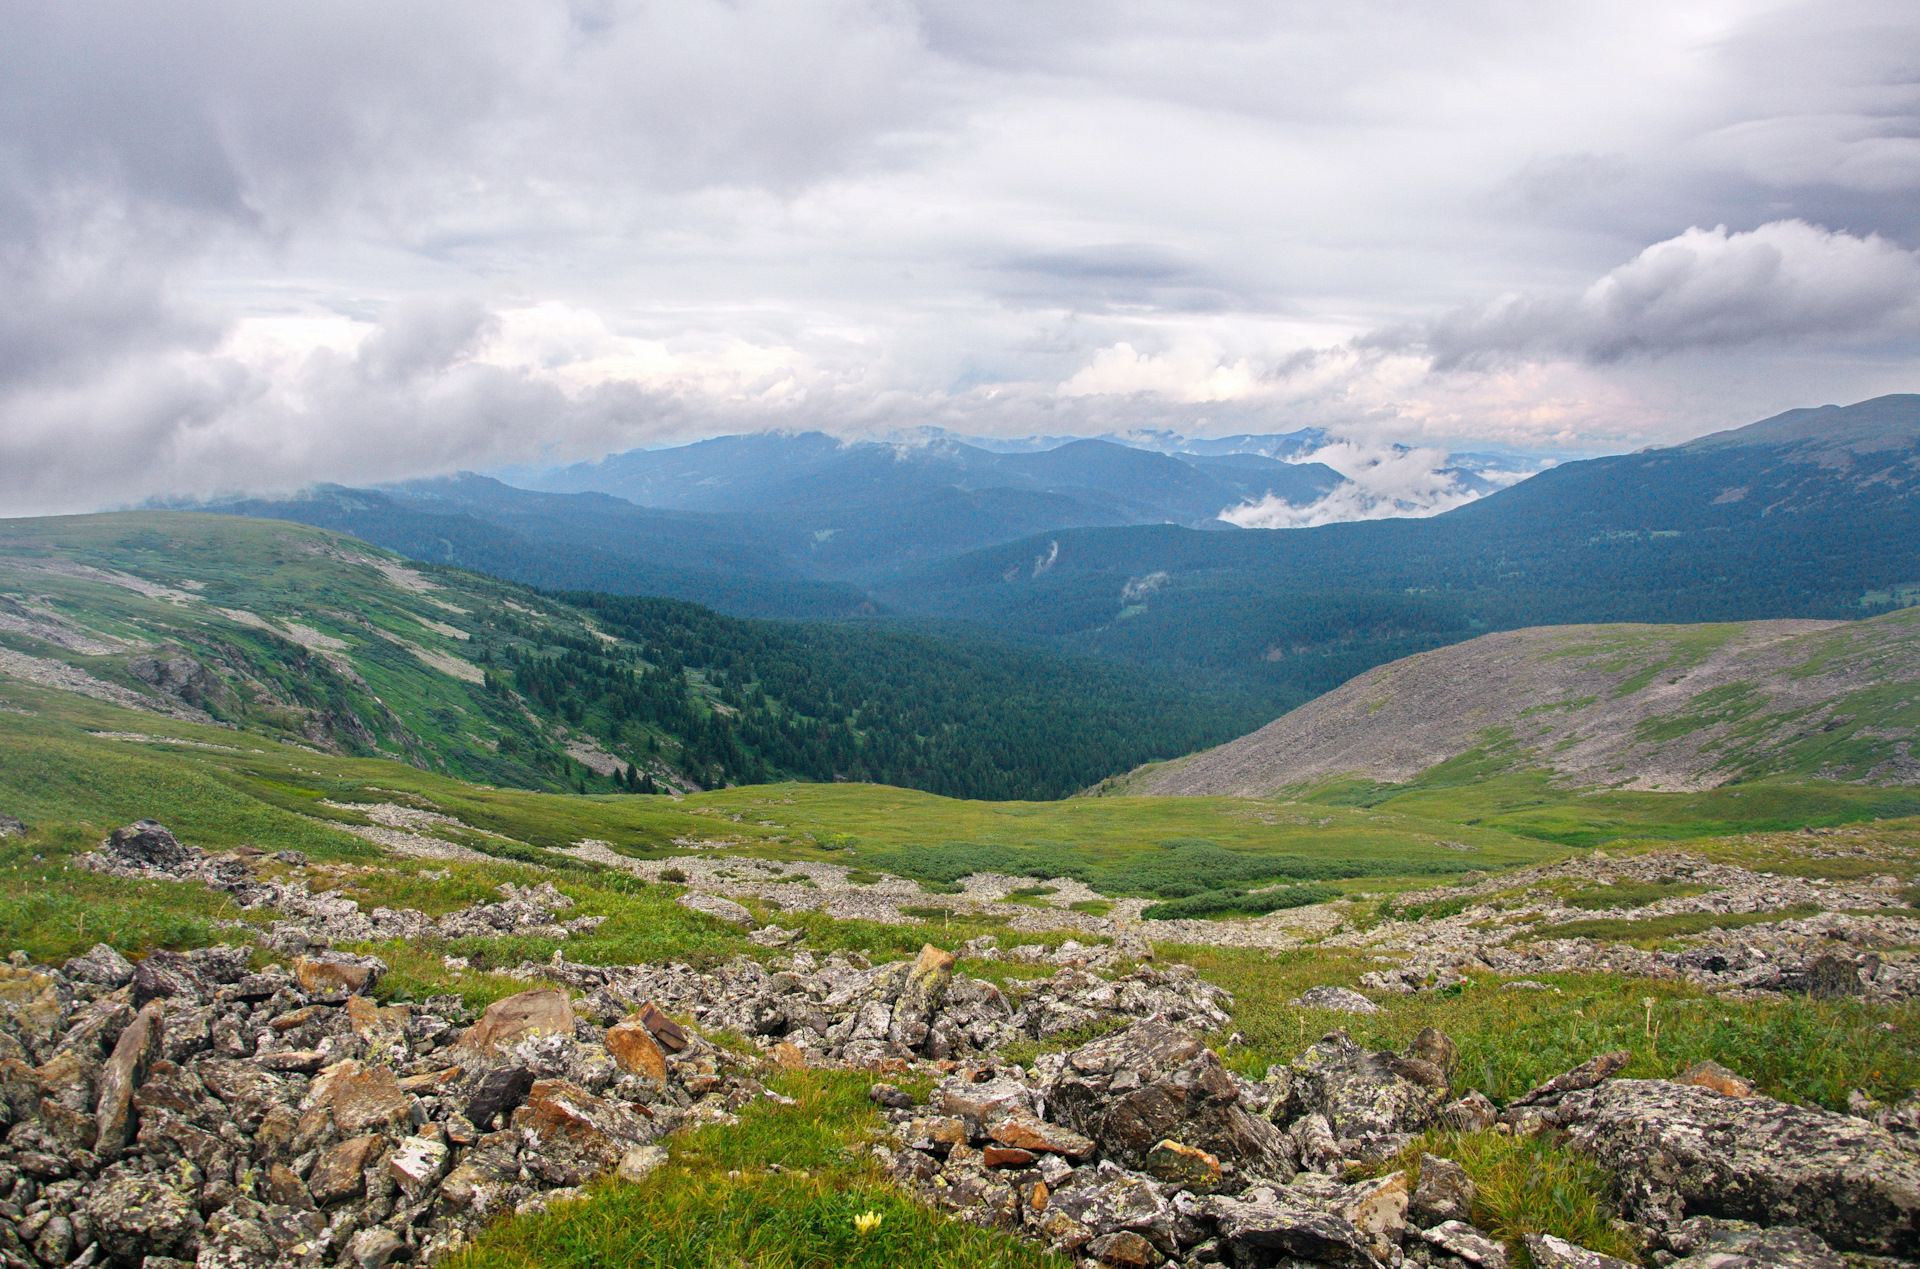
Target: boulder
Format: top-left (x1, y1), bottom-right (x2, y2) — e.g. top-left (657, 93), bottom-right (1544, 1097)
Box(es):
top-left (64, 942), bottom-right (135, 988)
top-left (1550, 1078), bottom-right (1920, 1254)
top-left (102, 820), bottom-right (199, 873)
top-left (86, 1174), bottom-right (201, 1262)
top-left (1273, 1029), bottom-right (1452, 1146)
top-left (512, 1077), bottom-right (657, 1187)
top-left (1524, 1232), bottom-right (1637, 1269)
top-left (1046, 1018), bottom-right (1289, 1175)
top-left (675, 892), bottom-right (754, 926)
top-left (605, 1017), bottom-right (668, 1080)
top-left (458, 987), bottom-right (576, 1055)
top-left (1288, 986), bottom-right (1381, 1015)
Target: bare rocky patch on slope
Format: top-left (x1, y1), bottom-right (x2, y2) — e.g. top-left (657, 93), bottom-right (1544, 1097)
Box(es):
top-left (1125, 609), bottom-right (1920, 797)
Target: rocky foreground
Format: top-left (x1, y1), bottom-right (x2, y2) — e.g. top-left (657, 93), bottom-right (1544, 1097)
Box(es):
top-left (0, 820), bottom-right (1914, 1269)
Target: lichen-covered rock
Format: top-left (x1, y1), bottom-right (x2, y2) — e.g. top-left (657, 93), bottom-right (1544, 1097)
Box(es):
top-left (1046, 1018), bottom-right (1289, 1177)
top-left (676, 891), bottom-right (754, 926)
top-left (1549, 1078), bottom-right (1920, 1254)
top-left (1410, 1153), bottom-right (1474, 1228)
top-left (1524, 1232), bottom-right (1637, 1269)
top-left (1289, 986), bottom-right (1381, 1015)
top-left (1272, 1029), bottom-right (1452, 1151)
top-left (87, 1174), bottom-right (202, 1261)
top-left (1664, 1217), bottom-right (1844, 1268)
top-left (64, 942), bottom-right (135, 988)
top-left (1195, 1183), bottom-right (1382, 1266)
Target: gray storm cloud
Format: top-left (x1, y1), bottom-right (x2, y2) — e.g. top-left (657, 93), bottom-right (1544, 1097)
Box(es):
top-left (0, 1), bottom-right (1918, 513)
top-left (1417, 221), bottom-right (1920, 369)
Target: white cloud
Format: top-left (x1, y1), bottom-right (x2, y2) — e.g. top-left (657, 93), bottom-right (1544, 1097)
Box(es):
top-left (1220, 441), bottom-right (1508, 529)
top-left (3, 0), bottom-right (1920, 513)
top-left (1421, 220), bottom-right (1920, 368)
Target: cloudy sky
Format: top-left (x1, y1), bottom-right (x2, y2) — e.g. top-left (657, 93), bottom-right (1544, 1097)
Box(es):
top-left (4, 0), bottom-right (1919, 513)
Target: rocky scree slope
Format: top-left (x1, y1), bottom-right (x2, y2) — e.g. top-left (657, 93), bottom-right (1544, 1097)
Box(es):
top-left (0, 821), bottom-right (1240, 1269)
top-left (1125, 608), bottom-right (1920, 797)
top-left (873, 1012), bottom-right (1920, 1267)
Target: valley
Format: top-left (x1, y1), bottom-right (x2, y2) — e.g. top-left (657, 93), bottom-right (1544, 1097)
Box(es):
top-left (4, 396), bottom-right (1920, 1268)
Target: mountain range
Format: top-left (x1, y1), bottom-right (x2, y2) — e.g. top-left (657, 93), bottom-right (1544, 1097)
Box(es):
top-left (195, 393), bottom-right (1920, 721)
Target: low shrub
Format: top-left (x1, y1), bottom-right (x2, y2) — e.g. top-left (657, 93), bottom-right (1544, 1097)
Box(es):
top-left (1140, 883), bottom-right (1338, 921)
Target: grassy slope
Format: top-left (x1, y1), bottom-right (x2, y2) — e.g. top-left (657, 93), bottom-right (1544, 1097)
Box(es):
top-left (0, 676), bottom-right (1569, 897)
top-left (5, 677), bottom-right (1920, 1265)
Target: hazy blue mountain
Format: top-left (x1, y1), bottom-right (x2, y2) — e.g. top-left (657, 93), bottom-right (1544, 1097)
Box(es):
top-left (876, 393), bottom-right (1920, 714)
top-left (205, 484), bottom-right (876, 620)
top-left (520, 433), bottom-right (1346, 581)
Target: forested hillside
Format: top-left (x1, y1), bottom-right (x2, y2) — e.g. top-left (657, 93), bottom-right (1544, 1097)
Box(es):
top-left (0, 513), bottom-right (1258, 800)
top-left (881, 394), bottom-right (1920, 717)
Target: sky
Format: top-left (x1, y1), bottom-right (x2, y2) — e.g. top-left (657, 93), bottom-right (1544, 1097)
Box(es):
top-left (3, 0), bottom-right (1919, 515)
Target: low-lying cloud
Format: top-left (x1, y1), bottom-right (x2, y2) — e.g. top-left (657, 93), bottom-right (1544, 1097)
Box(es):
top-left (1220, 441), bottom-right (1537, 530)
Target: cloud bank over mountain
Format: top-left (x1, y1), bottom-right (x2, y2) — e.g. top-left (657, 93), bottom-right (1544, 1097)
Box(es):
top-left (2, 0), bottom-right (1918, 514)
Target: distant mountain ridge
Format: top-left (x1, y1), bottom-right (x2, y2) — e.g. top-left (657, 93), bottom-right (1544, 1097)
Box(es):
top-left (1111, 606), bottom-right (1920, 797)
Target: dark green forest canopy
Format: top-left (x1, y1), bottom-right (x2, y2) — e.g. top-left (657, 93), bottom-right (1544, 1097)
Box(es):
top-left (498, 590), bottom-right (1270, 800)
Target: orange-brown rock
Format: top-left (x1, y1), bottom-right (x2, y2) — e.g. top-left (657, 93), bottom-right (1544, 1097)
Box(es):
top-left (991, 1115), bottom-right (1095, 1159)
top-left (511, 1078), bottom-right (656, 1187)
top-left (604, 1018), bottom-right (668, 1080)
top-left (309, 1134), bottom-right (384, 1204)
top-left (1673, 1059), bottom-right (1755, 1098)
top-left (983, 1145), bottom-right (1035, 1168)
top-left (314, 1060), bottom-right (412, 1134)
top-left (458, 988), bottom-right (575, 1055)
top-left (636, 1002), bottom-right (689, 1053)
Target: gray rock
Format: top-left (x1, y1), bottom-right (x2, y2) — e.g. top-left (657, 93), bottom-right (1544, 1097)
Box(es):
top-left (1288, 987), bottom-right (1381, 1015)
top-left (1046, 1018), bottom-right (1290, 1177)
top-left (101, 820), bottom-right (199, 874)
top-left (1419, 1220), bottom-right (1506, 1267)
top-left (0, 814), bottom-right (23, 837)
top-left (62, 944), bottom-right (134, 989)
top-left (1274, 1029), bottom-right (1452, 1146)
top-left (1551, 1078), bottom-right (1920, 1254)
top-left (675, 892), bottom-right (754, 926)
top-left (1409, 1154), bottom-right (1474, 1228)
top-left (1665, 1217), bottom-right (1844, 1268)
top-left (1524, 1232), bottom-right (1636, 1269)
